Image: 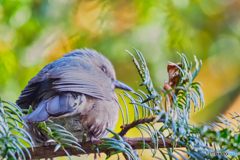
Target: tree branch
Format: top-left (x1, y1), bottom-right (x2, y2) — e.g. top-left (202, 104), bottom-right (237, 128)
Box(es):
top-left (118, 117), bottom-right (167, 137)
top-left (119, 117), bottom-right (155, 137)
top-left (26, 137), bottom-right (176, 159)
top-left (26, 117), bottom-right (170, 159)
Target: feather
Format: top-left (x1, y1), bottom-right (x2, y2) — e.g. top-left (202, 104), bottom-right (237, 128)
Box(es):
top-left (16, 54), bottom-right (113, 110)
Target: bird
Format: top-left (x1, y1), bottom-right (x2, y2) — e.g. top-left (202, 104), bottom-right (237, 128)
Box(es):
top-left (16, 48), bottom-right (133, 145)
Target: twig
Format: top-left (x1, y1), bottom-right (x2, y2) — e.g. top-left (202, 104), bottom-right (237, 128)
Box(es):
top-left (118, 117), bottom-right (155, 137)
top-left (118, 116), bottom-right (167, 137)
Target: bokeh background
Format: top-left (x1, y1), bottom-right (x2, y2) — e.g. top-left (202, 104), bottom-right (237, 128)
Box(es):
top-left (1, 0), bottom-right (240, 159)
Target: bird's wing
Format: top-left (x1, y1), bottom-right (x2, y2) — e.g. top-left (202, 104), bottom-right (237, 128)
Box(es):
top-left (21, 93), bottom-right (85, 122)
top-left (16, 63), bottom-right (113, 110)
top-left (51, 67), bottom-right (113, 99)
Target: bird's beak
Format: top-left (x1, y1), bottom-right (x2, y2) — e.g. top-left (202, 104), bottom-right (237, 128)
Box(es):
top-left (113, 80), bottom-right (134, 92)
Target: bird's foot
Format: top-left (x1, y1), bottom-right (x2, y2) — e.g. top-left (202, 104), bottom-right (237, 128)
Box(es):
top-left (93, 152), bottom-right (101, 160)
top-left (90, 136), bottom-right (97, 145)
top-left (90, 136), bottom-right (101, 160)
top-left (94, 153), bottom-right (97, 160)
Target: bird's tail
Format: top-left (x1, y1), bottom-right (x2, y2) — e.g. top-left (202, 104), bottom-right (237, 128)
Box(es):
top-left (21, 101), bottom-right (50, 122)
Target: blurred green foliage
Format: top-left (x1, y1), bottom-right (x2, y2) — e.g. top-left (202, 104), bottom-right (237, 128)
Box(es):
top-left (0, 0), bottom-right (240, 159)
top-left (0, 97), bottom-right (34, 160)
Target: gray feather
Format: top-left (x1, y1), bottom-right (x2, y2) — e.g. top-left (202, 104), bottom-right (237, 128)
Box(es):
top-left (16, 50), bottom-right (113, 111)
top-left (21, 101), bottom-right (49, 122)
top-left (21, 93), bottom-right (83, 122)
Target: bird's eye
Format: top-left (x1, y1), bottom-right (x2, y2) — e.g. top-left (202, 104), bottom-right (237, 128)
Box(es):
top-left (102, 67), bottom-right (107, 72)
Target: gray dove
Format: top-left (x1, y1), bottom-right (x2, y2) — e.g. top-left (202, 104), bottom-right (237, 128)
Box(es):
top-left (16, 48), bottom-right (133, 145)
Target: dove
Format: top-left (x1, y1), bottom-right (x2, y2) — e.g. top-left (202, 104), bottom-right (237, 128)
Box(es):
top-left (16, 48), bottom-right (133, 144)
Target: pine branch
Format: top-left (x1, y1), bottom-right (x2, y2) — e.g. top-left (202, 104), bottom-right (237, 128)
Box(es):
top-left (25, 137), bottom-right (176, 159)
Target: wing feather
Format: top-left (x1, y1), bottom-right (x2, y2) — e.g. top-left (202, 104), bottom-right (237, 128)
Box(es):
top-left (16, 57), bottom-right (113, 110)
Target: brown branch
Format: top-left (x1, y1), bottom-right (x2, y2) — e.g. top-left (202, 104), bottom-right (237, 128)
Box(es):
top-left (26, 137), bottom-right (177, 159)
top-left (118, 116), bottom-right (166, 137)
top-left (26, 117), bottom-right (169, 159)
top-left (119, 117), bottom-right (155, 137)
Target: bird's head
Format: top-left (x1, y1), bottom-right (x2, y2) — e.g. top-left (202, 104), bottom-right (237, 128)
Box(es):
top-left (64, 48), bottom-right (134, 92)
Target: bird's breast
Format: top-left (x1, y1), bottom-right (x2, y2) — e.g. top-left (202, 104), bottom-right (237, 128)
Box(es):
top-left (51, 96), bottom-right (119, 140)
